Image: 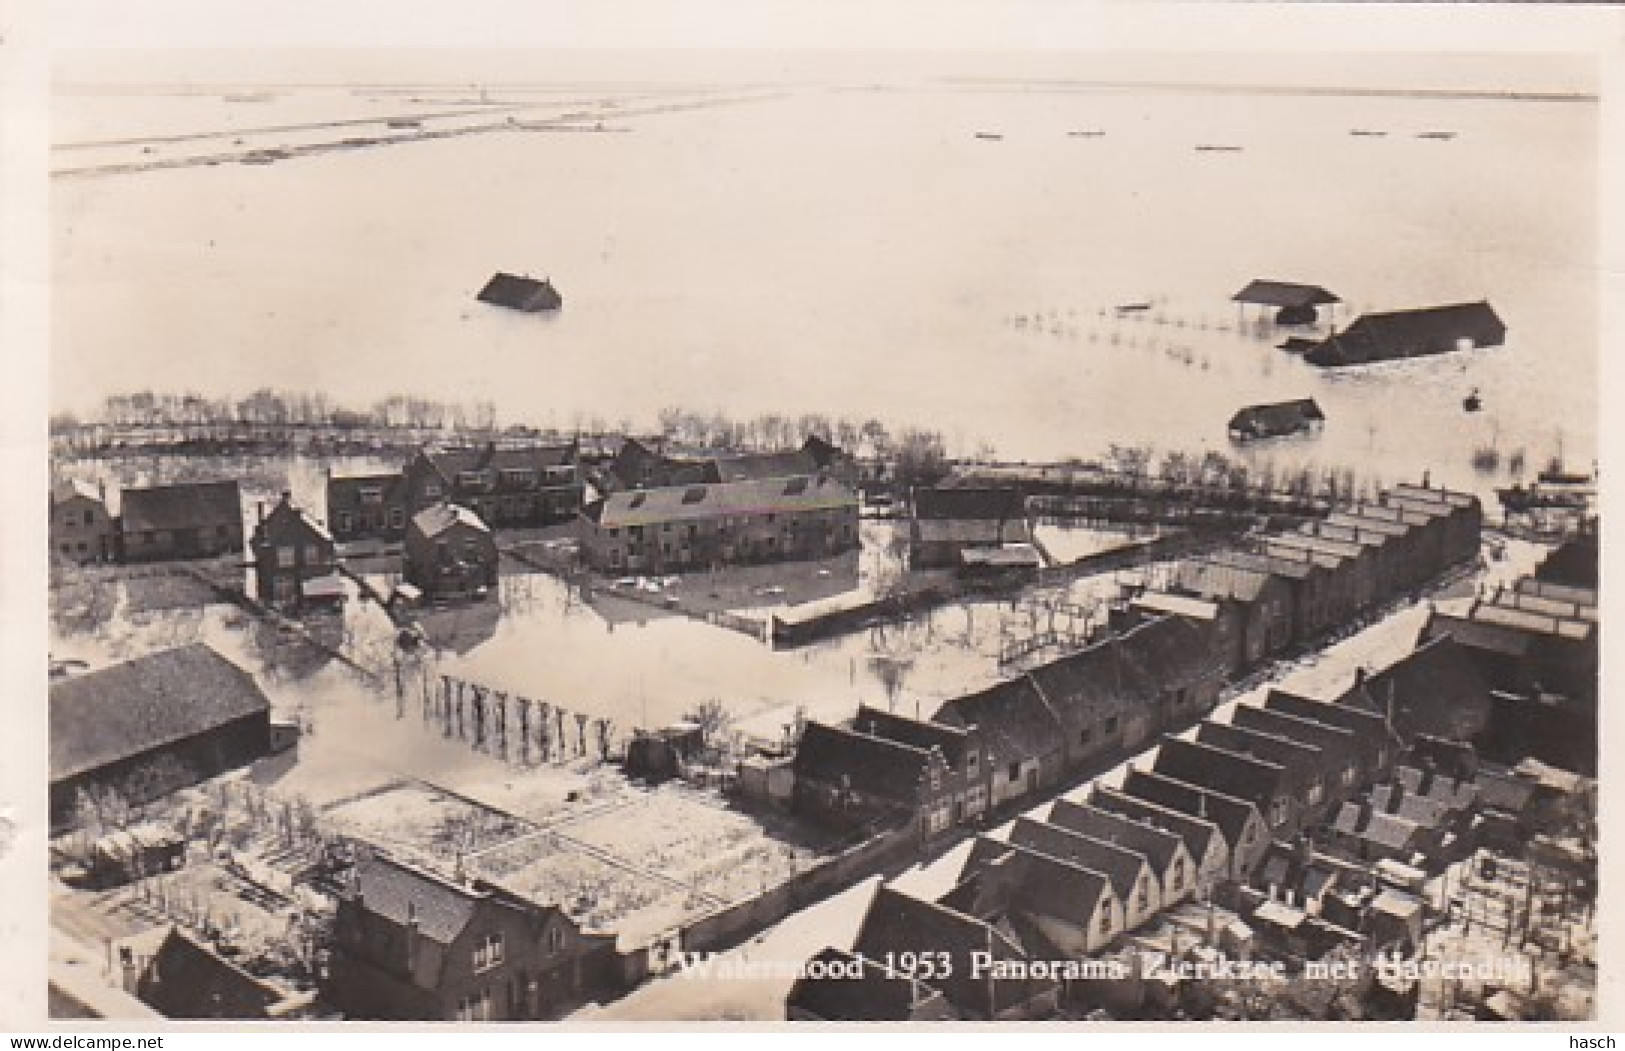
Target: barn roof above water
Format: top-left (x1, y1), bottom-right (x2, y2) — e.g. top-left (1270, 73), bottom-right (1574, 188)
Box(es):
top-left (1232, 280), bottom-right (1341, 309)
top-left (1305, 301), bottom-right (1505, 367)
top-left (476, 272), bottom-right (562, 312)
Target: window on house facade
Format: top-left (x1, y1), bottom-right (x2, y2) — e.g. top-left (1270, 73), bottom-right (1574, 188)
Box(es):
top-left (389, 508), bottom-right (404, 529)
top-left (1306, 782), bottom-right (1325, 807)
top-left (1080, 726), bottom-right (1093, 746)
top-left (473, 932), bottom-right (504, 972)
top-left (1341, 767), bottom-right (1357, 788)
top-left (1098, 909), bottom-right (1112, 937)
top-left (1136, 883), bottom-right (1149, 912)
top-left (360, 487), bottom-right (383, 505)
top-left (456, 988), bottom-right (492, 1021)
top-left (967, 751), bottom-right (979, 775)
top-left (277, 545), bottom-right (296, 568)
top-left (1104, 716), bottom-right (1119, 735)
top-left (425, 483), bottom-right (443, 500)
top-left (337, 512), bottom-right (353, 533)
top-left (547, 925), bottom-right (564, 954)
top-left (1171, 857), bottom-right (1186, 891)
top-left (1007, 761), bottom-right (1020, 782)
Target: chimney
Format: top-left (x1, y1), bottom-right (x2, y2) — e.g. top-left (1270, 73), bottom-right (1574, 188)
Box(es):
top-left (405, 901), bottom-right (421, 970)
top-left (1353, 666), bottom-right (1367, 688)
top-left (258, 501), bottom-right (267, 524)
top-left (281, 490), bottom-right (292, 506)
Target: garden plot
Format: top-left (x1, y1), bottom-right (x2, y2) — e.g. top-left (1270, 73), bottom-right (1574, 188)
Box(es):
top-left (472, 832), bottom-right (704, 944)
top-left (557, 786), bottom-right (835, 906)
top-left (322, 782), bottom-right (534, 866)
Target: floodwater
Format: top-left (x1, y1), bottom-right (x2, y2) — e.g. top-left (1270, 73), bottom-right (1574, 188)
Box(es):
top-left (53, 79), bottom-right (1597, 506)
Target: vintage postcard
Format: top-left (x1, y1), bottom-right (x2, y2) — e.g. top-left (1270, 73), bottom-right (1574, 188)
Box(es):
top-left (4, 0), bottom-right (1619, 1033)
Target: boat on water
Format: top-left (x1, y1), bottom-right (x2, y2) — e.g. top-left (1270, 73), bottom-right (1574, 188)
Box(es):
top-left (974, 132), bottom-right (1003, 141)
top-left (1463, 389), bottom-right (1482, 413)
top-left (386, 118), bottom-right (423, 130)
top-left (1068, 130), bottom-right (1105, 138)
top-left (1114, 303), bottom-right (1152, 315)
top-left (1537, 465), bottom-right (1593, 487)
top-left (1195, 144), bottom-right (1243, 152)
top-left (1497, 484), bottom-right (1590, 513)
top-left (1349, 129), bottom-right (1388, 137)
top-left (1417, 131), bottom-right (1458, 141)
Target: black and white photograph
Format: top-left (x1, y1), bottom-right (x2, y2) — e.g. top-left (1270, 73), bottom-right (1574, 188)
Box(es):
top-left (4, 1), bottom-right (1618, 1033)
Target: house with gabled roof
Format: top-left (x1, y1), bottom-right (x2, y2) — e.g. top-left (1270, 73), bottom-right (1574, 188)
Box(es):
top-left (326, 469), bottom-right (410, 544)
top-left (1120, 768), bottom-right (1269, 879)
top-left (792, 720), bottom-right (957, 838)
top-left (404, 503), bottom-right (498, 599)
top-left (1230, 703), bottom-right (1367, 806)
top-left (1008, 816), bottom-right (1161, 932)
top-left (403, 442), bottom-right (582, 530)
top-left (933, 676), bottom-right (1065, 807)
top-left (1260, 688), bottom-right (1399, 780)
top-left (250, 492), bottom-right (340, 610)
top-left (1303, 301), bottom-right (1505, 367)
top-left (953, 838), bottom-right (1125, 957)
top-left (1195, 720), bottom-right (1329, 829)
top-left (1048, 797), bottom-right (1197, 909)
top-left (134, 926), bottom-right (312, 1019)
top-left (909, 486), bottom-right (1031, 569)
top-left (330, 853), bottom-right (615, 1020)
top-left (1172, 558), bottom-right (1294, 666)
top-left (850, 885), bottom-right (1061, 1020)
top-left (853, 705), bottom-right (991, 824)
top-left (1153, 736), bottom-right (1293, 833)
top-left (1085, 786), bottom-right (1228, 897)
top-left (50, 478), bottom-right (115, 564)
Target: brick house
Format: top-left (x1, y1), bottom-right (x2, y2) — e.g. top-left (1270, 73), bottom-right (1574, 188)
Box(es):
top-left (1230, 703), bottom-right (1367, 810)
top-left (50, 479), bottom-right (115, 564)
top-left (403, 443), bottom-right (583, 530)
top-left (850, 705), bottom-right (991, 826)
top-left (1172, 559), bottom-right (1295, 668)
top-left (949, 837), bottom-right (1126, 957)
top-left (118, 480), bottom-right (243, 563)
top-left (404, 504), bottom-right (498, 599)
top-left (1154, 736), bottom-right (1299, 836)
top-left (329, 854), bottom-right (616, 1020)
top-left (1120, 768), bottom-right (1271, 880)
top-left (250, 492), bottom-right (340, 610)
top-left (1195, 720), bottom-right (1332, 829)
top-left (1048, 797), bottom-right (1200, 910)
top-left (579, 475), bottom-right (858, 573)
top-left (1007, 816), bottom-right (1161, 932)
top-left (1087, 786), bottom-right (1230, 896)
top-left (792, 720), bottom-right (957, 837)
top-left (932, 676), bottom-right (1066, 809)
top-left (326, 470), bottom-right (409, 544)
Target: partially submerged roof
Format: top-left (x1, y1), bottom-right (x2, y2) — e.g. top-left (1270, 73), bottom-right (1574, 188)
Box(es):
top-left (1232, 280), bottom-right (1341, 309)
top-left (1306, 302), bottom-right (1506, 367)
top-left (477, 272), bottom-right (561, 312)
top-left (1227, 398), bottom-right (1325, 438)
top-left (51, 644), bottom-right (270, 783)
top-left (912, 487), bottom-right (1027, 521)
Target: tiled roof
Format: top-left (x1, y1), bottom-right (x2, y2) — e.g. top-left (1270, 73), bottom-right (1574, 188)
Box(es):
top-left (141, 926), bottom-right (288, 1019)
top-left (1047, 798), bottom-right (1184, 877)
top-left (1230, 705), bottom-right (1359, 769)
top-left (1174, 559), bottom-right (1275, 603)
top-left (1227, 399), bottom-right (1325, 438)
top-left (587, 475), bottom-right (855, 529)
top-left (852, 705), bottom-right (969, 769)
top-left (1195, 721), bottom-right (1322, 780)
top-left (1337, 636), bottom-right (1491, 740)
top-left (1087, 786), bottom-right (1223, 869)
top-left (1120, 768), bottom-right (1260, 852)
top-left (326, 472), bottom-right (408, 512)
top-left (932, 676), bottom-right (1063, 765)
top-left (120, 480), bottom-right (241, 534)
top-left (348, 854), bottom-right (479, 945)
top-left (1153, 737), bottom-right (1285, 813)
top-left (709, 449), bottom-right (819, 483)
top-left (51, 644), bottom-right (269, 783)
top-left (1009, 816), bottom-right (1147, 904)
top-left (793, 721), bottom-right (934, 804)
top-left (960, 838), bottom-right (1110, 928)
top-left (1261, 688), bottom-right (1392, 745)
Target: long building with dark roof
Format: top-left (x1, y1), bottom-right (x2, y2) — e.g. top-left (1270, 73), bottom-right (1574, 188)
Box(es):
top-left (118, 480), bottom-right (243, 563)
top-left (50, 644), bottom-right (271, 829)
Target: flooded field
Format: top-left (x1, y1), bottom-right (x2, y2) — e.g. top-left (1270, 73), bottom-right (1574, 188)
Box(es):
top-left (53, 78), bottom-right (1596, 506)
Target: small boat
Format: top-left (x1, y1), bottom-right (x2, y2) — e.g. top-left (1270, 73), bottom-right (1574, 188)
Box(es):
top-left (1349, 129), bottom-right (1388, 137)
top-left (1114, 303), bottom-right (1152, 314)
top-left (1417, 131), bottom-right (1458, 141)
top-left (1463, 389), bottom-right (1482, 413)
top-left (386, 118), bottom-right (423, 130)
top-left (1195, 144), bottom-right (1243, 152)
top-left (1068, 130), bottom-right (1105, 138)
top-left (974, 132), bottom-right (1003, 141)
top-left (1537, 465), bottom-right (1592, 487)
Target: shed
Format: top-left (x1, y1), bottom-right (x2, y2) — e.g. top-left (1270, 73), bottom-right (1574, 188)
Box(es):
top-left (1233, 280), bottom-right (1341, 325)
